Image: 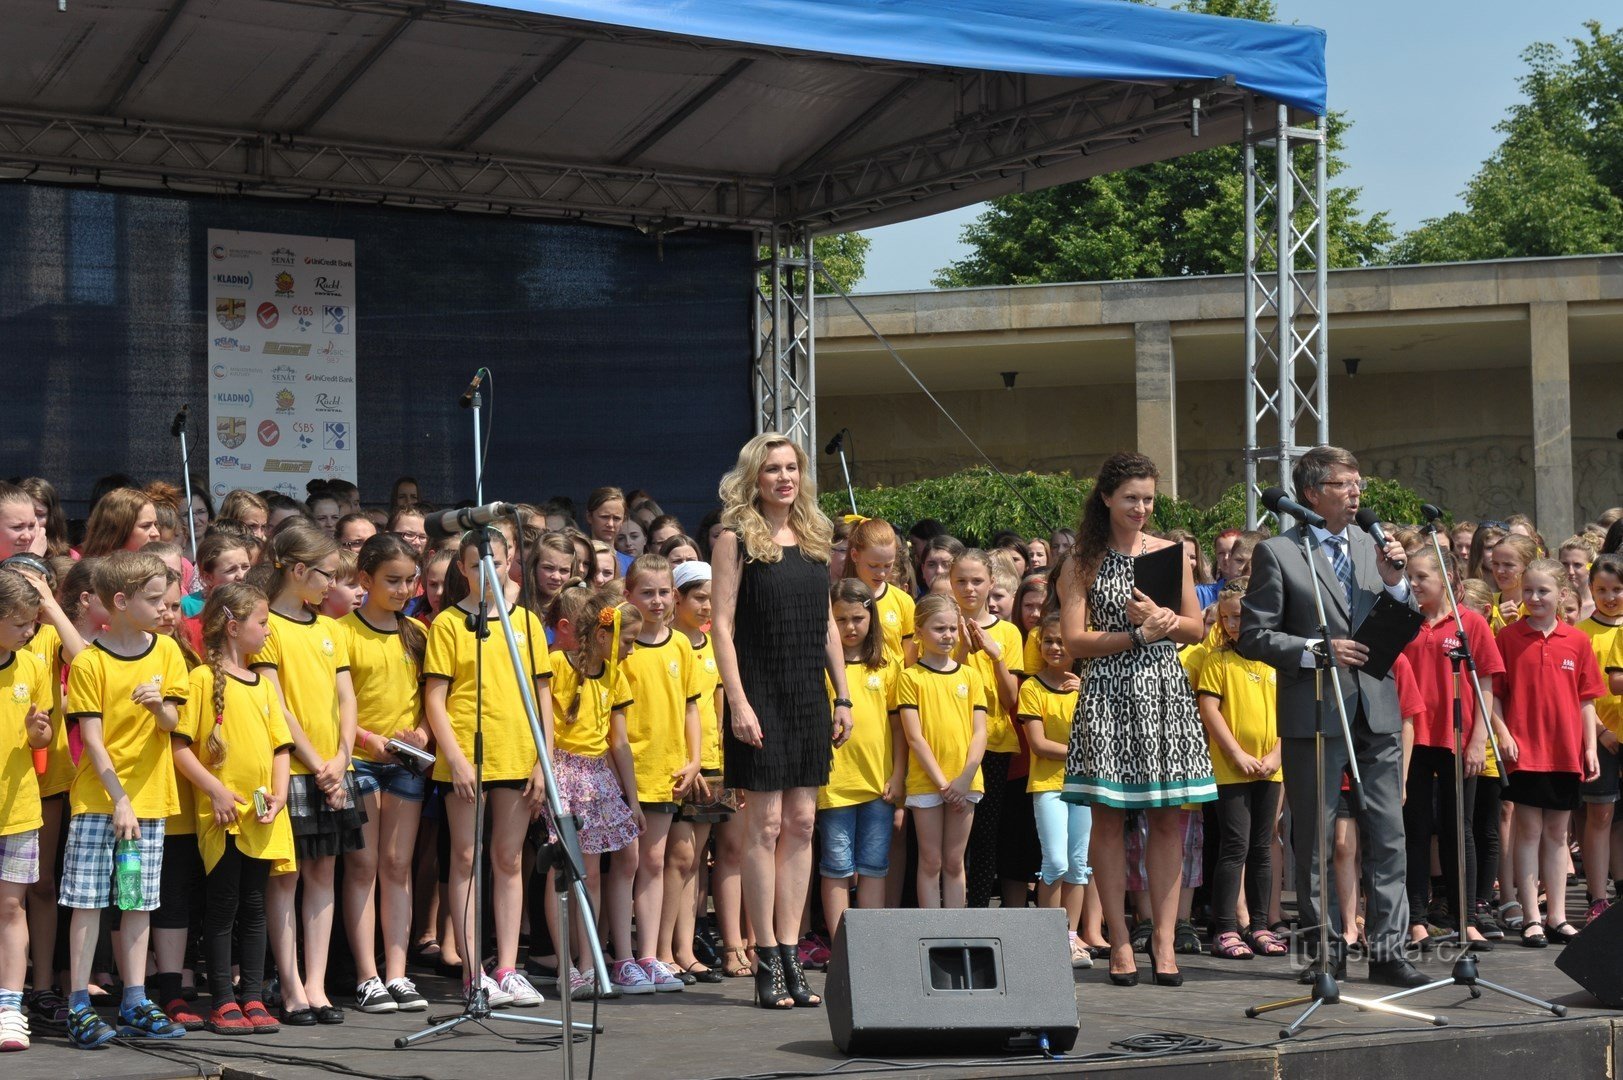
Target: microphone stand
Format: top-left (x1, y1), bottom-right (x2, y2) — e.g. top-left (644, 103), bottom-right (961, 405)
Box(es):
top-left (172, 408), bottom-right (199, 573)
top-left (1370, 521), bottom-right (1565, 1018)
top-left (828, 429), bottom-right (857, 516)
top-left (1246, 523), bottom-right (1444, 1036)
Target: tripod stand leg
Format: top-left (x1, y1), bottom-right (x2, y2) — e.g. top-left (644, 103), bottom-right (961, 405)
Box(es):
top-left (1246, 992), bottom-right (1315, 1018)
top-left (1471, 980), bottom-right (1567, 1016)
top-left (1340, 993), bottom-right (1447, 1025)
top-left (1279, 997), bottom-right (1325, 1038)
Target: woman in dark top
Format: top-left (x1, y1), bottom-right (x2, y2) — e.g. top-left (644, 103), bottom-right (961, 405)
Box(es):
top-left (712, 433), bottom-right (853, 1010)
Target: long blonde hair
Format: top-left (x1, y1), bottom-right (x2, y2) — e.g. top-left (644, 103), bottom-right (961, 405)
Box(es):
top-left (718, 432), bottom-right (832, 564)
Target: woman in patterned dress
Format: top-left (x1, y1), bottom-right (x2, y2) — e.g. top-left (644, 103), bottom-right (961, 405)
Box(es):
top-left (1055, 453), bottom-right (1216, 986)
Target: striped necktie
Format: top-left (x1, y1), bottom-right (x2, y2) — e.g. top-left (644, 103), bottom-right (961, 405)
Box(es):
top-left (1323, 535), bottom-right (1354, 607)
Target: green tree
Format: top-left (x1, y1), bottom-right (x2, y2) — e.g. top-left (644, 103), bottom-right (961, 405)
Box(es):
top-left (814, 232), bottom-right (872, 294)
top-left (932, 1), bottom-right (1393, 287)
top-left (1392, 21), bottom-right (1623, 263)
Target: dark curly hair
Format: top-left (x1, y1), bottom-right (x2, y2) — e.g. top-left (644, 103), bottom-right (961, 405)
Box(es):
top-left (1068, 452), bottom-right (1160, 599)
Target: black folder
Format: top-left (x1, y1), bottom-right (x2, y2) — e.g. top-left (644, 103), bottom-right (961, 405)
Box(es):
top-left (1350, 593), bottom-right (1423, 680)
top-left (1132, 543), bottom-right (1185, 613)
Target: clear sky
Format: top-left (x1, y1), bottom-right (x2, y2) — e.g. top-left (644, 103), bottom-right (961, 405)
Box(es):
top-left (857, 1), bottom-right (1612, 293)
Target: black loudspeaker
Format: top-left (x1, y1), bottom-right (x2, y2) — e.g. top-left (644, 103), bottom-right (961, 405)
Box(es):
top-left (1555, 899), bottom-right (1623, 1007)
top-left (825, 908), bottom-right (1081, 1055)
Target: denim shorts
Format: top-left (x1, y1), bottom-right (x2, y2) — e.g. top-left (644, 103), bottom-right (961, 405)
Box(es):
top-left (353, 757), bottom-right (428, 802)
top-left (818, 798), bottom-right (895, 879)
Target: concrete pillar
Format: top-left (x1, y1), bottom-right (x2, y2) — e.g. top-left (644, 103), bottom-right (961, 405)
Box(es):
top-left (1529, 301), bottom-right (1574, 542)
top-left (1134, 320), bottom-right (1177, 499)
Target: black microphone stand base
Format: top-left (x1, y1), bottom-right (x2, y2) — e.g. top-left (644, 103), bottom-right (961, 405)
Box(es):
top-left (394, 999), bottom-right (599, 1050)
top-left (1371, 953), bottom-right (1567, 1018)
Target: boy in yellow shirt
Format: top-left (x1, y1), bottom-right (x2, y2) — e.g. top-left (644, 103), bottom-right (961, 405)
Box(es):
top-left (61, 551), bottom-right (190, 1048)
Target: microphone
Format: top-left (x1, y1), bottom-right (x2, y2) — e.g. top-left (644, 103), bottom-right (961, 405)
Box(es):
top-left (457, 369), bottom-right (485, 409)
top-left (1355, 507), bottom-right (1405, 570)
top-left (1260, 486), bottom-right (1326, 529)
top-left (170, 404), bottom-right (189, 438)
top-left (1420, 503), bottom-right (1445, 523)
top-left (824, 428), bottom-right (847, 456)
top-left (423, 501), bottom-right (516, 541)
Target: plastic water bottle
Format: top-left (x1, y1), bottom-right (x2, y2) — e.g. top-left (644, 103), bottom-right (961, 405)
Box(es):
top-left (114, 839), bottom-right (142, 911)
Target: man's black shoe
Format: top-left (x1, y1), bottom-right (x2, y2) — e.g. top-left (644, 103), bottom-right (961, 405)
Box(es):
top-left (1296, 941), bottom-right (1347, 984)
top-left (1368, 957), bottom-right (1430, 989)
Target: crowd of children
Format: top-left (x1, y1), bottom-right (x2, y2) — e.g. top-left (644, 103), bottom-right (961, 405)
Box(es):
top-left (0, 472), bottom-right (1621, 1050)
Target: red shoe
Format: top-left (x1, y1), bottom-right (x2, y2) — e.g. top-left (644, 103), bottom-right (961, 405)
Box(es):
top-left (205, 1002), bottom-right (254, 1035)
top-left (241, 1000), bottom-right (280, 1032)
top-left (164, 997), bottom-right (206, 1031)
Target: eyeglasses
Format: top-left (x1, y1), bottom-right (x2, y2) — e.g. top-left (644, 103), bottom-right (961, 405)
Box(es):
top-left (1318, 478), bottom-right (1368, 493)
top-left (398, 531), bottom-right (428, 543)
top-left (340, 538), bottom-right (368, 550)
top-left (306, 566), bottom-right (337, 583)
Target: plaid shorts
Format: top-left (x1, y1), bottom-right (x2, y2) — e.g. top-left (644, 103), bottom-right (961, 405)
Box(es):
top-left (59, 813), bottom-right (166, 910)
top-left (0, 829), bottom-right (40, 885)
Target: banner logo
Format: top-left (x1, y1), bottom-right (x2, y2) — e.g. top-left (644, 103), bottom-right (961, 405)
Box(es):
top-left (212, 336), bottom-right (250, 353)
top-left (214, 389), bottom-right (254, 407)
top-left (264, 459), bottom-right (312, 474)
top-left (216, 416), bottom-right (247, 449)
top-left (274, 271), bottom-right (296, 296)
top-left (271, 247), bottom-right (296, 265)
top-left (323, 422), bottom-right (351, 451)
top-left (264, 341), bottom-right (311, 356)
top-left (212, 270), bottom-right (253, 290)
top-left (256, 302), bottom-right (279, 329)
top-left (272, 365), bottom-right (297, 382)
top-left (315, 277), bottom-right (343, 297)
top-left (257, 420), bottom-right (280, 446)
top-left (215, 297), bottom-right (246, 330)
top-left (275, 389), bottom-right (296, 414)
top-left (315, 392), bottom-right (343, 413)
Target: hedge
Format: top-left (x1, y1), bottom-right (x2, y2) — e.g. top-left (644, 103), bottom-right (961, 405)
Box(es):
top-left (818, 467), bottom-right (1430, 550)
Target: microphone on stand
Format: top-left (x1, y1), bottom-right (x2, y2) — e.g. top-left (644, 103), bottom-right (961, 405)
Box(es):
top-left (1420, 503), bottom-right (1445, 523)
top-left (1260, 486), bottom-right (1326, 529)
top-left (824, 428), bottom-right (847, 456)
top-left (1355, 507), bottom-right (1405, 570)
top-left (170, 404), bottom-right (189, 438)
top-left (458, 369), bottom-right (486, 409)
top-left (424, 501), bottom-right (517, 541)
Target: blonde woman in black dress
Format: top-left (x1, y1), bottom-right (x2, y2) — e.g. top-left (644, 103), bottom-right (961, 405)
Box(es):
top-left (712, 434), bottom-right (854, 1009)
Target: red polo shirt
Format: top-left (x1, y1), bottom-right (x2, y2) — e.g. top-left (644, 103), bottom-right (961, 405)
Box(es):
top-left (1402, 609), bottom-right (1504, 750)
top-left (1497, 619), bottom-right (1605, 775)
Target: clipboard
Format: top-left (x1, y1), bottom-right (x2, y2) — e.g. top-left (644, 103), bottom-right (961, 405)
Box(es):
top-left (1132, 543), bottom-right (1184, 613)
top-left (1350, 593), bottom-right (1423, 680)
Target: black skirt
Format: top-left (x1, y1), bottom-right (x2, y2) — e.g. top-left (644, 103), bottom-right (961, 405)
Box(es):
top-left (1501, 770), bottom-right (1580, 812)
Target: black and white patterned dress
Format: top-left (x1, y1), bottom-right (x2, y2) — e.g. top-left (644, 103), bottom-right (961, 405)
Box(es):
top-left (1062, 548), bottom-right (1217, 809)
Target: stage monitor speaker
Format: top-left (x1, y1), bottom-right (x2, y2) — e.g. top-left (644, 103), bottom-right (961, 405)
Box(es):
top-left (1555, 898), bottom-right (1623, 1007)
top-left (824, 907), bottom-right (1080, 1055)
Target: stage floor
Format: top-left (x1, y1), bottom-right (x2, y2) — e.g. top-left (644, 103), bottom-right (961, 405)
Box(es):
top-left (7, 930), bottom-right (1618, 1080)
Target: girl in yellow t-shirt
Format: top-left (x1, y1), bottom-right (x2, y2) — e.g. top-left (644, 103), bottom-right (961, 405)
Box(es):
top-left (897, 594), bottom-right (987, 909)
top-left (545, 589), bottom-right (643, 997)
top-left (339, 533), bottom-right (429, 1013)
top-left (842, 517), bottom-right (916, 668)
top-left (252, 523), bottom-right (360, 1023)
top-left (170, 582), bottom-right (292, 1033)
top-left (819, 579), bottom-right (904, 934)
top-left (424, 527), bottom-right (551, 1009)
top-left (1195, 581), bottom-right (1283, 960)
top-left (1488, 534), bottom-right (1538, 631)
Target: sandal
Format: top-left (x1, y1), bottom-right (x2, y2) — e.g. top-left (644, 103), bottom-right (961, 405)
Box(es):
top-left (1173, 920), bottom-right (1203, 955)
top-left (1548, 920), bottom-right (1581, 945)
top-left (722, 946), bottom-right (755, 978)
top-left (1210, 931), bottom-right (1253, 960)
top-left (682, 961), bottom-right (725, 984)
top-left (1520, 922), bottom-right (1548, 948)
top-left (1244, 927), bottom-right (1288, 956)
top-left (1498, 901), bottom-right (1525, 931)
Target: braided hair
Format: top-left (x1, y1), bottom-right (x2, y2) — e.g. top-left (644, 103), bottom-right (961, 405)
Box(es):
top-left (199, 581), bottom-right (268, 770)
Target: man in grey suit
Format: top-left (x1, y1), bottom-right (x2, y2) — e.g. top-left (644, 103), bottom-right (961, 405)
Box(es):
top-left (1238, 445), bottom-right (1428, 989)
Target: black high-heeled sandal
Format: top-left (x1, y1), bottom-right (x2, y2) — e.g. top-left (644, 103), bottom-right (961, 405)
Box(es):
top-left (779, 943), bottom-right (821, 1008)
top-left (753, 946), bottom-right (794, 1009)
top-left (1147, 933), bottom-right (1182, 987)
top-left (1107, 942), bottom-right (1138, 987)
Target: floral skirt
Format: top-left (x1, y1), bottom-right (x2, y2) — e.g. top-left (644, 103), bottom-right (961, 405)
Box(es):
top-left (548, 750), bottom-right (640, 855)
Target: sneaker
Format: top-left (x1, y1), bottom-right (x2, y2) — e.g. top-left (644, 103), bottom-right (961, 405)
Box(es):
top-left (0, 1010), bottom-right (30, 1052)
top-left (204, 1003), bottom-right (254, 1036)
top-left (118, 999), bottom-right (187, 1039)
top-left (638, 957), bottom-right (685, 992)
top-left (163, 997), bottom-right (205, 1031)
top-left (797, 933), bottom-right (832, 970)
top-left (566, 967), bottom-right (597, 1001)
top-left (467, 972), bottom-right (514, 1008)
top-left (610, 958), bottom-right (656, 995)
top-left (497, 970), bottom-right (543, 1007)
top-left (1586, 897), bottom-right (1612, 925)
top-left (26, 989), bottom-right (67, 1027)
top-left (66, 1004), bottom-right (116, 1049)
top-left (355, 977), bottom-right (398, 1014)
top-left (1474, 900), bottom-right (1505, 941)
top-left (386, 978), bottom-right (428, 1012)
top-left (1068, 935), bottom-right (1094, 969)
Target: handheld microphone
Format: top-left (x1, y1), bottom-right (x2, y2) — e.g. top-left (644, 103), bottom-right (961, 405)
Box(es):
top-left (457, 369), bottom-right (486, 409)
top-left (423, 501), bottom-right (516, 541)
top-left (824, 428), bottom-right (847, 456)
top-left (1355, 507), bottom-right (1405, 570)
top-left (170, 404), bottom-right (189, 438)
top-left (1420, 503), bottom-right (1445, 523)
top-left (1260, 486), bottom-right (1326, 529)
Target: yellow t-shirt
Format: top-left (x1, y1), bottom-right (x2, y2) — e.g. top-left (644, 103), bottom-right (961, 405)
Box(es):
top-left (896, 662), bottom-right (986, 797)
top-left (1488, 592), bottom-right (1528, 632)
top-left (1023, 625), bottom-right (1043, 678)
top-left (0, 648), bottom-right (52, 836)
top-left (66, 636), bottom-right (190, 818)
top-left (341, 611), bottom-right (423, 760)
top-left (548, 652), bottom-right (633, 761)
top-left (820, 659), bottom-right (899, 809)
top-left (176, 665), bottom-right (296, 873)
top-left (1017, 675), bottom-right (1077, 794)
top-left (688, 632), bottom-right (723, 771)
top-left (1578, 616), bottom-right (1623, 739)
top-left (251, 611), bottom-right (350, 777)
top-left (1179, 641), bottom-right (1210, 687)
top-left (964, 617), bottom-right (1023, 754)
top-left (24, 623), bottom-right (74, 799)
top-left (622, 631), bottom-right (700, 804)
top-left (423, 604), bottom-right (547, 783)
top-left (1196, 647), bottom-right (1281, 785)
top-left (872, 584), bottom-right (915, 669)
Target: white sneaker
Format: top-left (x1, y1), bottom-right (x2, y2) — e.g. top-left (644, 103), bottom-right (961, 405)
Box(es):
top-left (498, 969), bottom-right (543, 1007)
top-left (0, 1009), bottom-right (30, 1051)
top-left (1069, 935), bottom-right (1094, 969)
top-left (610, 958), bottom-right (656, 995)
top-left (469, 971), bottom-right (514, 1008)
top-left (638, 956), bottom-right (685, 992)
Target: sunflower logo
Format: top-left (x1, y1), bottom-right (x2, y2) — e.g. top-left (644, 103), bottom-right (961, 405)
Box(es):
top-left (866, 674), bottom-right (882, 691)
top-left (955, 683), bottom-right (969, 699)
top-left (321, 638), bottom-right (335, 657)
top-left (12, 684), bottom-right (29, 703)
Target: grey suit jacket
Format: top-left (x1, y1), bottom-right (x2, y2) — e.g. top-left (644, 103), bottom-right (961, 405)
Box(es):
top-left (1236, 525), bottom-right (1416, 739)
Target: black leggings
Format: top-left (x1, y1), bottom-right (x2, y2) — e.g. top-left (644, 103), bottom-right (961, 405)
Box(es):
top-left (1212, 780), bottom-right (1280, 934)
top-left (205, 836), bottom-right (271, 1004)
top-left (1404, 745), bottom-right (1476, 923)
top-left (1473, 774), bottom-right (1502, 904)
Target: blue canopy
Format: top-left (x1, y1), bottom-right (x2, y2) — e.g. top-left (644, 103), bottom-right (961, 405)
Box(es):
top-left (475, 0), bottom-right (1327, 114)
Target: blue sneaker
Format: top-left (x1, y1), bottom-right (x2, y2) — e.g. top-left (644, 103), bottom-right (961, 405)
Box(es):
top-left (65, 1004), bottom-right (117, 1049)
top-left (117, 999), bottom-right (187, 1039)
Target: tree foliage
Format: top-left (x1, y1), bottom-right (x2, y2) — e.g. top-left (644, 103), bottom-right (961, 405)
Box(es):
top-left (813, 232), bottom-right (871, 294)
top-left (931, 1), bottom-right (1393, 287)
top-left (1392, 21), bottom-right (1623, 263)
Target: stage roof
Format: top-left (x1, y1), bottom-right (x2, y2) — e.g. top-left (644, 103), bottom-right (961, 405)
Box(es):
top-left (0, 0), bottom-right (1325, 233)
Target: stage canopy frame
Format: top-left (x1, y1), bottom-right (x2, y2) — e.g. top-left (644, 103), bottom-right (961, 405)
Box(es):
top-left (0, 0), bottom-right (1329, 520)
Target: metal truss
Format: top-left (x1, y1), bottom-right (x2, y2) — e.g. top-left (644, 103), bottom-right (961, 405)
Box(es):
top-left (1242, 98), bottom-right (1328, 527)
top-left (753, 227), bottom-right (816, 458)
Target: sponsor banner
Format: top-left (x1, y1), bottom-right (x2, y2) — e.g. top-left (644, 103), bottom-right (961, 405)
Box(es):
top-left (206, 229), bottom-right (356, 496)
